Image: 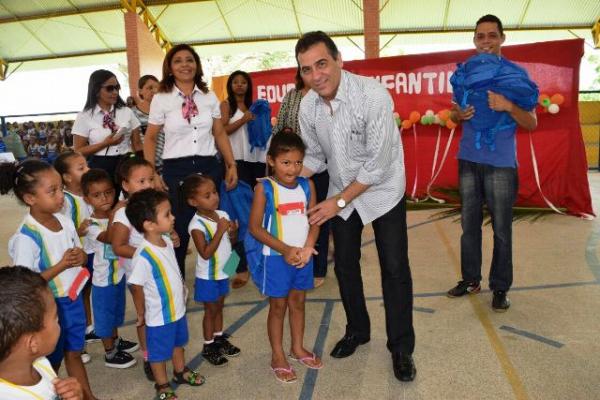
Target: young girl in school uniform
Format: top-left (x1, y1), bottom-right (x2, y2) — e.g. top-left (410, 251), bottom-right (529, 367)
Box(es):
top-left (248, 133), bottom-right (323, 384)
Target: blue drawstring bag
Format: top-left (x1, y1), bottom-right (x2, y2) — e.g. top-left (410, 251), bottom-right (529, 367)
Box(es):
top-left (247, 99), bottom-right (272, 151)
top-left (450, 53), bottom-right (539, 151)
top-left (219, 180), bottom-right (253, 241)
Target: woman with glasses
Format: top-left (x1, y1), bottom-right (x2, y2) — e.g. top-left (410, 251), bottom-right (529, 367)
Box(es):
top-left (143, 44), bottom-right (238, 278)
top-left (72, 69), bottom-right (142, 189)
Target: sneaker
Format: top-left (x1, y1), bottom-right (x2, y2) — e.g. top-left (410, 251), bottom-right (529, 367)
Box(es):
top-left (201, 343), bottom-right (228, 367)
top-left (81, 350), bottom-right (91, 364)
top-left (492, 291), bottom-right (510, 312)
top-left (143, 360), bottom-right (155, 382)
top-left (215, 333), bottom-right (241, 358)
top-left (85, 330), bottom-right (101, 344)
top-left (105, 350), bottom-right (137, 369)
top-left (115, 337), bottom-right (140, 353)
top-left (447, 280), bottom-right (481, 298)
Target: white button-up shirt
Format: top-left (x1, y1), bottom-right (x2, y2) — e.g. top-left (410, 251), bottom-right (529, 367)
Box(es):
top-left (299, 70), bottom-right (406, 224)
top-left (148, 85), bottom-right (221, 160)
top-left (72, 105), bottom-right (140, 156)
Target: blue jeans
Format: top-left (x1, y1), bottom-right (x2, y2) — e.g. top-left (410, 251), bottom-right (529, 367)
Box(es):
top-left (459, 160), bottom-right (518, 292)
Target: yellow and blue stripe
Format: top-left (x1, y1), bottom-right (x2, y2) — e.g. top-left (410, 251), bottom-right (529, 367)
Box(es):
top-left (108, 259), bottom-right (119, 285)
top-left (266, 179), bottom-right (283, 255)
top-left (19, 224), bottom-right (62, 297)
top-left (64, 191), bottom-right (81, 227)
top-left (197, 218), bottom-right (219, 280)
top-left (140, 247), bottom-right (176, 325)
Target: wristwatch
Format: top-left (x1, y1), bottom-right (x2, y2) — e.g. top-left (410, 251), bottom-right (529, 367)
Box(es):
top-left (336, 195), bottom-right (347, 209)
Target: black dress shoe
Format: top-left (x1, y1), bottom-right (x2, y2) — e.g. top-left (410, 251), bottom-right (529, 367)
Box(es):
top-left (330, 334), bottom-right (370, 358)
top-left (392, 353), bottom-right (416, 382)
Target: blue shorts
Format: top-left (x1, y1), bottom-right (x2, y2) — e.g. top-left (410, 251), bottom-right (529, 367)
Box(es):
top-left (260, 255), bottom-right (313, 298)
top-left (92, 277), bottom-right (126, 338)
top-left (146, 317), bottom-right (189, 363)
top-left (47, 295), bottom-right (86, 366)
top-left (194, 278), bottom-right (229, 303)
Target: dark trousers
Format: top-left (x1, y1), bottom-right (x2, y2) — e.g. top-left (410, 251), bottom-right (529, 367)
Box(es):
top-left (331, 197), bottom-right (415, 354)
top-left (162, 156), bottom-right (223, 278)
top-left (88, 155), bottom-right (122, 201)
top-left (312, 170), bottom-right (330, 278)
top-left (234, 160), bottom-right (266, 274)
top-left (459, 160), bottom-right (518, 291)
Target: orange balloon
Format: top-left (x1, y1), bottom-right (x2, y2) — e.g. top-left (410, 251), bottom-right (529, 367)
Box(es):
top-left (401, 119), bottom-right (413, 130)
top-left (409, 111), bottom-right (421, 123)
top-left (446, 119), bottom-right (457, 130)
top-left (550, 93), bottom-right (564, 106)
top-left (538, 93), bottom-right (549, 106)
top-left (438, 109), bottom-right (451, 121)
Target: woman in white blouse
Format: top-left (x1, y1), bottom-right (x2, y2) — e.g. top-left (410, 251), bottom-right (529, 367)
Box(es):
top-left (144, 44), bottom-right (238, 277)
top-left (72, 69), bottom-right (142, 191)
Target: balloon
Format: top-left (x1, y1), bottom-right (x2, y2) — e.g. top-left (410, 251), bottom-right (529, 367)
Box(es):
top-left (420, 115), bottom-right (428, 125)
top-left (538, 93), bottom-right (550, 106)
top-left (409, 111), bottom-right (421, 123)
top-left (438, 109), bottom-right (451, 121)
top-left (434, 115), bottom-right (441, 124)
top-left (394, 116), bottom-right (402, 126)
top-left (446, 119), bottom-right (457, 130)
top-left (548, 103), bottom-right (560, 114)
top-left (439, 119), bottom-right (446, 127)
top-left (541, 98), bottom-right (551, 107)
top-left (393, 112), bottom-right (400, 119)
top-left (271, 117), bottom-right (278, 126)
top-left (425, 109), bottom-right (434, 116)
top-left (427, 115), bottom-right (436, 124)
top-left (550, 94), bottom-right (564, 105)
top-left (401, 119), bottom-right (412, 130)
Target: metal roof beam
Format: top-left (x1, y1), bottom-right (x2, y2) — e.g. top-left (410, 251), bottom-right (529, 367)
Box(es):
top-left (122, 0), bottom-right (172, 52)
top-left (0, 3), bottom-right (122, 24)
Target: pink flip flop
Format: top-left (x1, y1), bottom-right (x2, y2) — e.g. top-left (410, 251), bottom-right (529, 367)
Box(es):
top-left (271, 366), bottom-right (297, 383)
top-left (289, 352), bottom-right (324, 370)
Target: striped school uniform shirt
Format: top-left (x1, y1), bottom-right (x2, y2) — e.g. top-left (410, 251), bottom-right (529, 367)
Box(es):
top-left (86, 217), bottom-right (124, 287)
top-left (112, 205), bottom-right (144, 279)
top-left (0, 357), bottom-right (58, 399)
top-left (9, 213), bottom-right (88, 299)
top-left (129, 238), bottom-right (186, 327)
top-left (60, 190), bottom-right (92, 253)
top-left (188, 210), bottom-right (232, 280)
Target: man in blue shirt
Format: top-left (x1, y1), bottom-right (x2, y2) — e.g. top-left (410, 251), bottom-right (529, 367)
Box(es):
top-left (447, 15), bottom-right (537, 312)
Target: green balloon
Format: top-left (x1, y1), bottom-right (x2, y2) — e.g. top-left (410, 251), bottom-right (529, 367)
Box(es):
top-left (542, 98), bottom-right (551, 107)
top-left (426, 115), bottom-right (435, 124)
top-left (420, 115), bottom-right (428, 125)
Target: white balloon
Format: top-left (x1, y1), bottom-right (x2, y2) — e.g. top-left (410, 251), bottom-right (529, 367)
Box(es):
top-left (434, 115), bottom-right (441, 124)
top-left (425, 109), bottom-right (434, 116)
top-left (548, 104), bottom-right (560, 114)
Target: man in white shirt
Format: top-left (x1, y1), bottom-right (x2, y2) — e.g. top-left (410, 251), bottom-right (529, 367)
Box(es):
top-left (297, 31), bottom-right (416, 382)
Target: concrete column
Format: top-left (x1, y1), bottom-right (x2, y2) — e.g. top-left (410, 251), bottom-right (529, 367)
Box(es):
top-left (363, 0), bottom-right (380, 59)
top-left (124, 11), bottom-right (165, 101)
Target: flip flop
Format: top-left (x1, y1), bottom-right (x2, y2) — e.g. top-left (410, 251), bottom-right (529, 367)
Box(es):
top-left (289, 352), bottom-right (323, 370)
top-left (271, 366), bottom-right (297, 383)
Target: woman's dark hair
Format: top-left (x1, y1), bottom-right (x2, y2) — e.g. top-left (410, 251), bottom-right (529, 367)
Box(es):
top-left (267, 129), bottom-right (306, 160)
top-left (116, 154), bottom-right (154, 187)
top-left (0, 266), bottom-right (49, 362)
top-left (126, 188), bottom-right (170, 233)
top-left (54, 150), bottom-right (83, 179)
top-left (83, 69), bottom-right (126, 112)
top-left (138, 74), bottom-right (159, 90)
top-left (0, 159), bottom-right (54, 203)
top-left (295, 67), bottom-right (305, 91)
top-left (160, 44), bottom-right (208, 94)
top-left (295, 31), bottom-right (339, 63)
top-left (81, 168), bottom-right (113, 196)
top-left (226, 70), bottom-right (253, 117)
top-left (182, 173), bottom-right (215, 201)
top-left (476, 14), bottom-right (504, 35)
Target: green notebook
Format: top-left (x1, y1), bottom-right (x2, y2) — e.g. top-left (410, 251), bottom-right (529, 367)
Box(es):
top-left (223, 250), bottom-right (241, 277)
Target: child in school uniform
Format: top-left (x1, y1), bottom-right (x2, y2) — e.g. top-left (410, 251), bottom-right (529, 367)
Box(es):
top-left (126, 188), bottom-right (205, 400)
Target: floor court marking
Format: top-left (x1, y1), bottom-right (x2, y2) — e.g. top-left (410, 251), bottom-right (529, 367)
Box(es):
top-left (499, 325), bottom-right (564, 349)
top-left (434, 220), bottom-right (529, 400)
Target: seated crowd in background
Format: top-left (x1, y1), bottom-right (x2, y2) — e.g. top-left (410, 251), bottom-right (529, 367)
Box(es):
top-left (2, 120), bottom-right (73, 162)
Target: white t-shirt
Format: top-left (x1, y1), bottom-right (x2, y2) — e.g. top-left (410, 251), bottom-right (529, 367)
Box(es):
top-left (72, 105), bottom-right (140, 156)
top-left (228, 108), bottom-right (267, 163)
top-left (112, 205), bottom-right (144, 278)
top-left (0, 357), bottom-right (58, 400)
top-left (9, 213), bottom-right (87, 299)
top-left (188, 210), bottom-right (232, 280)
top-left (60, 190), bottom-right (92, 253)
top-left (262, 178), bottom-right (310, 256)
top-left (128, 238), bottom-right (186, 327)
top-left (148, 85), bottom-right (220, 160)
top-left (86, 217), bottom-right (125, 287)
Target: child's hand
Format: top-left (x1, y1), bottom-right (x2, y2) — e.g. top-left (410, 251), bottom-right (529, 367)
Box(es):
top-left (283, 246), bottom-right (302, 266)
top-left (76, 219), bottom-right (91, 236)
top-left (53, 377), bottom-right (83, 400)
top-left (66, 248), bottom-right (87, 267)
top-left (136, 314), bottom-right (145, 327)
top-left (297, 247), bottom-right (318, 268)
top-left (170, 230), bottom-right (181, 248)
top-left (216, 217), bottom-right (230, 234)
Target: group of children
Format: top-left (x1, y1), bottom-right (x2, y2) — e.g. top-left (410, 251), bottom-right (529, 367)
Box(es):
top-left (4, 120), bottom-right (72, 162)
top-left (0, 131), bottom-right (323, 399)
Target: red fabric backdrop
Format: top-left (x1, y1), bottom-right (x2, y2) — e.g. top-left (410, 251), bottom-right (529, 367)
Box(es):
top-left (241, 39), bottom-right (593, 217)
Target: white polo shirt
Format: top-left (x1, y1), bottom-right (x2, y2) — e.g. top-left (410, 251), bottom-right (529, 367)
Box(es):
top-left (72, 105), bottom-right (140, 156)
top-left (148, 85), bottom-right (220, 160)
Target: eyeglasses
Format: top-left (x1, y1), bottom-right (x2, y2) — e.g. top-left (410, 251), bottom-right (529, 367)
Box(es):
top-left (102, 84), bottom-right (121, 92)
